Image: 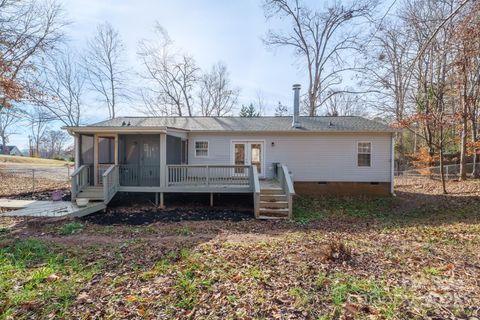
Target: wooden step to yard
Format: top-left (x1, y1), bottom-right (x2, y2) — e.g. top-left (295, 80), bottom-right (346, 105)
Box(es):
top-left (260, 188), bottom-right (284, 195)
top-left (259, 201), bottom-right (288, 209)
top-left (258, 208), bottom-right (289, 219)
top-left (77, 186), bottom-right (105, 201)
top-left (260, 194), bottom-right (287, 202)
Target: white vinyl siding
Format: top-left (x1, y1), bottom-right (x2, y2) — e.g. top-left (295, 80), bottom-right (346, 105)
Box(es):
top-left (188, 132), bottom-right (392, 182)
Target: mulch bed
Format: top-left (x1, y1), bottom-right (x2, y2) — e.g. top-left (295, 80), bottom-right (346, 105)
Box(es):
top-left (83, 207), bottom-right (254, 225)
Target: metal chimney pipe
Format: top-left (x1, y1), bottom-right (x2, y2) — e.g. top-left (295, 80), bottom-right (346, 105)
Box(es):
top-left (292, 84), bottom-right (301, 128)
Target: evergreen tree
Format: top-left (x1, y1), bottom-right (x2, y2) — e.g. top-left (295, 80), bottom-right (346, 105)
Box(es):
top-left (239, 103), bottom-right (260, 117)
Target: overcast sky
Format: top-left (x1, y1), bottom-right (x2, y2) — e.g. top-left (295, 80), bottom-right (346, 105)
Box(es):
top-left (10, 0), bottom-right (387, 150)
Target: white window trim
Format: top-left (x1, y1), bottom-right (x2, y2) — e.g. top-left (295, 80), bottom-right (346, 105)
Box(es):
top-left (194, 140), bottom-right (209, 158)
top-left (357, 141), bottom-right (372, 167)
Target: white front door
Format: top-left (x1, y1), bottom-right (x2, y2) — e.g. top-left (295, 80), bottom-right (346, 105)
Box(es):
top-left (232, 141), bottom-right (264, 177)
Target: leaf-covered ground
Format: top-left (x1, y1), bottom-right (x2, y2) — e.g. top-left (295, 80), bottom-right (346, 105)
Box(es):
top-left (0, 177), bottom-right (479, 319)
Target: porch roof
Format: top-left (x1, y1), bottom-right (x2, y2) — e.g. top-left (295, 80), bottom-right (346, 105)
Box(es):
top-left (65, 116), bottom-right (398, 134)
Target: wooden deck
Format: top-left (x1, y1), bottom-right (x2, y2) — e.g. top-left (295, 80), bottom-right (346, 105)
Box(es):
top-left (0, 199), bottom-right (105, 218)
top-left (70, 163), bottom-right (295, 219)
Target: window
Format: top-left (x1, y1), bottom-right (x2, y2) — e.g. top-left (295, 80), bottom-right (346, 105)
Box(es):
top-left (357, 142), bottom-right (371, 167)
top-left (195, 141), bottom-right (208, 157)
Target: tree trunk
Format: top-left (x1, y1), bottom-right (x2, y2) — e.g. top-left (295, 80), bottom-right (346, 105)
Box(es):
top-left (1, 134), bottom-right (7, 155)
top-left (472, 123), bottom-right (479, 178)
top-left (459, 74), bottom-right (468, 180)
top-left (439, 143), bottom-right (447, 194)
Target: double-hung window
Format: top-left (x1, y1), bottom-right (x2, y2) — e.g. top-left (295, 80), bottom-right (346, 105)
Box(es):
top-left (195, 141), bottom-right (208, 157)
top-left (357, 142), bottom-right (371, 167)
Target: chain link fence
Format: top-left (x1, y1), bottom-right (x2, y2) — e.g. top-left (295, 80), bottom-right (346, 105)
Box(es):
top-left (395, 163), bottom-right (480, 180)
top-left (0, 165), bottom-right (72, 199)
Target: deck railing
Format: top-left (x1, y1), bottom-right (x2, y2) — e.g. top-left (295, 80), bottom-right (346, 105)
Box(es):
top-left (102, 165), bottom-right (119, 204)
top-left (71, 165), bottom-right (90, 200)
top-left (97, 164), bottom-right (113, 185)
top-left (278, 164), bottom-right (295, 219)
top-left (167, 165), bottom-right (251, 188)
top-left (119, 164), bottom-right (160, 186)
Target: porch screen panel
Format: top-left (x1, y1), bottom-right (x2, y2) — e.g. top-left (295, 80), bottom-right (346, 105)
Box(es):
top-left (80, 134), bottom-right (94, 185)
top-left (141, 135), bottom-right (160, 186)
top-left (167, 135), bottom-right (182, 165)
top-left (98, 137), bottom-right (114, 164)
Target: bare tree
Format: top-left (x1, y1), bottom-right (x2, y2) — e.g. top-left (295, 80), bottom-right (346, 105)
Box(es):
top-left (399, 0), bottom-right (458, 193)
top-left (84, 22), bottom-right (129, 119)
top-left (450, 2), bottom-right (480, 179)
top-left (0, 105), bottom-right (23, 154)
top-left (0, 0), bottom-right (66, 111)
top-left (27, 106), bottom-right (52, 157)
top-left (263, 0), bottom-right (376, 116)
top-left (31, 49), bottom-right (85, 126)
top-left (138, 24), bottom-right (199, 116)
top-left (40, 129), bottom-right (69, 159)
top-left (323, 91), bottom-right (368, 116)
top-left (361, 20), bottom-right (414, 123)
top-left (198, 62), bottom-right (239, 116)
top-left (274, 102), bottom-right (289, 116)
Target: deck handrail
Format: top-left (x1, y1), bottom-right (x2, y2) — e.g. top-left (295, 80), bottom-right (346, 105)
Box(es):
top-left (71, 165), bottom-right (89, 201)
top-left (167, 164), bottom-right (250, 168)
top-left (251, 165), bottom-right (261, 218)
top-left (278, 164), bottom-right (295, 219)
top-left (167, 164), bottom-right (251, 188)
top-left (102, 165), bottom-right (119, 204)
top-left (70, 165), bottom-right (87, 178)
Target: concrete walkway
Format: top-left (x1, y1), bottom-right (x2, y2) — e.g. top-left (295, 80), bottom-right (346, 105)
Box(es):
top-left (0, 198), bottom-right (105, 218)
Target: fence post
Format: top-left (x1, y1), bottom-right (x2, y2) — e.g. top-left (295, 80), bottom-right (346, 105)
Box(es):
top-left (446, 165), bottom-right (449, 181)
top-left (32, 169), bottom-right (35, 198)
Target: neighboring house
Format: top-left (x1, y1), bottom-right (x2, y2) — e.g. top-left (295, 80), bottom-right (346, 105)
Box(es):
top-left (0, 145), bottom-right (22, 156)
top-left (65, 85), bottom-right (397, 219)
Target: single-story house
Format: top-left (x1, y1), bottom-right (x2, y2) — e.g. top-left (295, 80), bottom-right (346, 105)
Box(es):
top-left (64, 85), bottom-right (397, 219)
top-left (0, 145), bottom-right (22, 156)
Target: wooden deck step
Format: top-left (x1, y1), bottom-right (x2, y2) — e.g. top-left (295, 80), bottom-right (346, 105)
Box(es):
top-left (258, 215), bottom-right (289, 220)
top-left (259, 208), bottom-right (289, 217)
top-left (260, 188), bottom-right (284, 195)
top-left (260, 194), bottom-right (287, 201)
top-left (259, 201), bottom-right (288, 209)
top-left (77, 193), bottom-right (104, 200)
top-left (77, 186), bottom-right (105, 201)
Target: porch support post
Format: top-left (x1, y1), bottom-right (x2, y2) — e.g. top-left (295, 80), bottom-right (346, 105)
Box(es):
top-left (160, 192), bottom-right (164, 208)
top-left (159, 133), bottom-right (167, 189)
top-left (210, 193), bottom-right (213, 207)
top-left (93, 134), bottom-right (98, 185)
top-left (74, 134), bottom-right (80, 170)
top-left (155, 192), bottom-right (159, 206)
top-left (114, 134), bottom-right (119, 165)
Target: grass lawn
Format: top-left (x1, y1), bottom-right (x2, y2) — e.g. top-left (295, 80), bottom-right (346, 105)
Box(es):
top-left (0, 155), bottom-right (72, 166)
top-left (0, 178), bottom-right (479, 319)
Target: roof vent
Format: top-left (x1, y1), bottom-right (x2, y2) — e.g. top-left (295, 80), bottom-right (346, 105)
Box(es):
top-left (292, 84), bottom-right (301, 128)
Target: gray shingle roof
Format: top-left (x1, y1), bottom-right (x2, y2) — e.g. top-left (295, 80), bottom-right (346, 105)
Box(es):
top-left (86, 116), bottom-right (395, 133)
